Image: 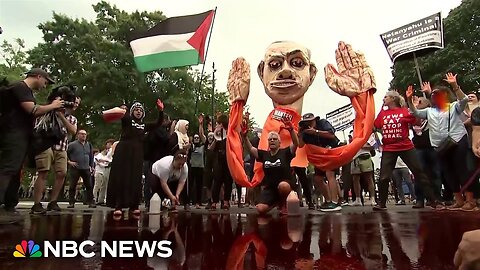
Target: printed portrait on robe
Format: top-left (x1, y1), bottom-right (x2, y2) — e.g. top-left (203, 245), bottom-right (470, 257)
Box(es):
top-left (226, 41), bottom-right (376, 187)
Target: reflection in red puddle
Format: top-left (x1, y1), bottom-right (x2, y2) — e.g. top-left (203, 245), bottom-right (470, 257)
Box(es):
top-left (1, 210), bottom-right (479, 269)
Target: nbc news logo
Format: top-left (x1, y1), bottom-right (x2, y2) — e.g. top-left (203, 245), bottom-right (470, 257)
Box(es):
top-left (13, 240), bottom-right (42, 258)
top-left (13, 239), bottom-right (172, 258)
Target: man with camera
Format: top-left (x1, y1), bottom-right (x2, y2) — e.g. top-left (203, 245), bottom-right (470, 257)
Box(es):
top-left (298, 113), bottom-right (342, 212)
top-left (30, 86), bottom-right (78, 214)
top-left (0, 68), bottom-right (64, 219)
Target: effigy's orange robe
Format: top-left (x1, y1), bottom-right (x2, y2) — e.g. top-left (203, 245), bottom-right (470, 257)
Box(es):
top-left (227, 90), bottom-right (375, 188)
top-left (226, 233), bottom-right (266, 270)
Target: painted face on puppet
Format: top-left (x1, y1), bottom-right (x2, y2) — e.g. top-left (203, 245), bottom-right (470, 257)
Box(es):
top-left (258, 41), bottom-right (317, 107)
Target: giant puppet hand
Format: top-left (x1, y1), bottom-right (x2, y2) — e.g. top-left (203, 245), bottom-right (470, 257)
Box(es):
top-left (324, 41), bottom-right (376, 97)
top-left (227, 57), bottom-right (251, 104)
top-left (304, 41), bottom-right (376, 171)
top-left (226, 57), bottom-right (253, 187)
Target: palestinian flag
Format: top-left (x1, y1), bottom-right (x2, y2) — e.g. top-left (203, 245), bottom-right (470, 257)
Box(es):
top-left (129, 10), bottom-right (215, 72)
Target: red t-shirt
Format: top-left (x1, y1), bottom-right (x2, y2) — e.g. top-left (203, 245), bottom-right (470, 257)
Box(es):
top-left (374, 107), bottom-right (415, 152)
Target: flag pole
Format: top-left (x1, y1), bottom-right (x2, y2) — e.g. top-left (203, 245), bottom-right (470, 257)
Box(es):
top-left (412, 52), bottom-right (426, 98)
top-left (194, 7), bottom-right (218, 116)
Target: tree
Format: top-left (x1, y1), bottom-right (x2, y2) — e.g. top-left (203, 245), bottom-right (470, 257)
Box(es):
top-left (0, 38), bottom-right (28, 82)
top-left (390, 0), bottom-right (480, 94)
top-left (27, 1), bottom-right (229, 147)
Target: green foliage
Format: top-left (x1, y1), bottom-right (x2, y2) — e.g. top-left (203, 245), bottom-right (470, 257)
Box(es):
top-left (0, 38), bottom-right (28, 81)
top-left (26, 1), bottom-right (229, 148)
top-left (390, 0), bottom-right (480, 93)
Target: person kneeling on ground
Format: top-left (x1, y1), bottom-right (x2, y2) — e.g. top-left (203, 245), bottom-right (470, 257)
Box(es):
top-left (243, 120), bottom-right (299, 215)
top-left (151, 150), bottom-right (188, 211)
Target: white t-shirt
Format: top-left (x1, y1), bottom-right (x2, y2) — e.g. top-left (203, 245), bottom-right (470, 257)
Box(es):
top-left (151, 156), bottom-right (188, 183)
top-left (353, 133), bottom-right (376, 159)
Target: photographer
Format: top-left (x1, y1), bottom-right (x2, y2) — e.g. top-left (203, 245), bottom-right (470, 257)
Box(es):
top-left (0, 68), bottom-right (63, 218)
top-left (298, 113), bottom-right (341, 212)
top-left (31, 85), bottom-right (78, 214)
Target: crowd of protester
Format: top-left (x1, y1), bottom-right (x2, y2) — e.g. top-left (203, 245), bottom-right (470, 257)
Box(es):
top-left (2, 69), bottom-right (480, 222)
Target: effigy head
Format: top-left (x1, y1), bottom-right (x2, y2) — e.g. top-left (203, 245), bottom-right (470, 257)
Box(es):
top-left (257, 41), bottom-right (317, 106)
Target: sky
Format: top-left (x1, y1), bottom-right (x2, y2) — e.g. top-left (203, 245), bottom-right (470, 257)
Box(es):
top-left (0, 0), bottom-right (463, 137)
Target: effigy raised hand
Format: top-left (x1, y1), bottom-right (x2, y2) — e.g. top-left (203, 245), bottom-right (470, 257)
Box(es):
top-left (227, 57), bottom-right (250, 104)
top-left (324, 41), bottom-right (376, 97)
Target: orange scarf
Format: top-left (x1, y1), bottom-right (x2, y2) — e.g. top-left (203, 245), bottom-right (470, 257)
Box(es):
top-left (227, 91), bottom-right (375, 188)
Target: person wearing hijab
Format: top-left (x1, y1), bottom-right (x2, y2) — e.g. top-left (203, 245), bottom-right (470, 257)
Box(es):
top-left (105, 99), bottom-right (164, 219)
top-left (167, 119), bottom-right (190, 155)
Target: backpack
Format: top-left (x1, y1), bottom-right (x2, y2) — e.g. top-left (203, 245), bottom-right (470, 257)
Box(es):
top-left (316, 119), bottom-right (340, 147)
top-left (30, 112), bottom-right (67, 155)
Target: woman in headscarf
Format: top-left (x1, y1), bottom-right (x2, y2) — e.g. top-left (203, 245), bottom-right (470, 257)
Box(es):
top-left (168, 119), bottom-right (190, 154)
top-left (105, 99), bottom-right (164, 219)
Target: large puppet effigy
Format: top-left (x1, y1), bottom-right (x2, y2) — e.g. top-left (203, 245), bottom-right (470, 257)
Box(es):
top-left (226, 41), bottom-right (376, 187)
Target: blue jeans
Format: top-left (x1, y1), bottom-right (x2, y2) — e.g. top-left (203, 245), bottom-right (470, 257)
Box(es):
top-left (415, 148), bottom-right (442, 203)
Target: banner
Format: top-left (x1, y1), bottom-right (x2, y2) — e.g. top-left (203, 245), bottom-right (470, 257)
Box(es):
top-left (380, 12), bottom-right (443, 62)
top-left (326, 104), bottom-right (355, 131)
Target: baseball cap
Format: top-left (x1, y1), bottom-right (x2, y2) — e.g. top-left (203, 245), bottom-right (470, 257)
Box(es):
top-left (25, 68), bottom-right (55, 84)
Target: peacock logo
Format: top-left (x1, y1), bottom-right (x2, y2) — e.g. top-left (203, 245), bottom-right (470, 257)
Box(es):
top-left (13, 240), bottom-right (42, 258)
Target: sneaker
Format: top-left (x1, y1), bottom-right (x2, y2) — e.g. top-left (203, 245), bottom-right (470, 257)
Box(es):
top-left (308, 202), bottom-right (316, 210)
top-left (30, 203), bottom-right (47, 214)
top-left (412, 202), bottom-right (425, 209)
top-left (461, 201), bottom-right (477, 212)
top-left (205, 201), bottom-right (212, 210)
top-left (319, 202), bottom-right (342, 212)
top-left (369, 199), bottom-right (376, 206)
top-left (67, 203), bottom-right (75, 209)
top-left (396, 200), bottom-right (406, 205)
top-left (426, 200), bottom-right (445, 210)
top-left (47, 201), bottom-right (61, 211)
top-left (349, 199), bottom-right (362, 206)
top-left (447, 201), bottom-right (464, 211)
top-left (373, 204), bottom-right (387, 211)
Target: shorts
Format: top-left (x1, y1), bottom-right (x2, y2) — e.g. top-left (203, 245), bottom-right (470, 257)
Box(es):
top-left (351, 157), bottom-right (373, 175)
top-left (35, 148), bottom-right (68, 174)
top-left (258, 187), bottom-right (281, 206)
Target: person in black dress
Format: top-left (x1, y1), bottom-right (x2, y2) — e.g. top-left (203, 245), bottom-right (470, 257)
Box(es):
top-left (106, 99), bottom-right (163, 218)
top-left (243, 120), bottom-right (299, 215)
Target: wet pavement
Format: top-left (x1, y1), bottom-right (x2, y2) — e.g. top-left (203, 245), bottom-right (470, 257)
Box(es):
top-left (1, 203), bottom-right (479, 270)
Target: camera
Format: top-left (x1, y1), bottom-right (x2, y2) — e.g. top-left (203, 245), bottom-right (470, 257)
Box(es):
top-left (299, 121), bottom-right (310, 131)
top-left (47, 85), bottom-right (77, 109)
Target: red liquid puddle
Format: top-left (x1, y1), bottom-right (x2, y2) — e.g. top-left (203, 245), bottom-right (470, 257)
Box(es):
top-left (0, 210), bottom-right (479, 269)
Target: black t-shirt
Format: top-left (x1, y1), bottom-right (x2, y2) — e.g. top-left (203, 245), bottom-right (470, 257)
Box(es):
top-left (1, 81), bottom-right (36, 132)
top-left (256, 147), bottom-right (295, 188)
top-left (213, 139), bottom-right (227, 162)
top-left (302, 119), bottom-right (339, 147)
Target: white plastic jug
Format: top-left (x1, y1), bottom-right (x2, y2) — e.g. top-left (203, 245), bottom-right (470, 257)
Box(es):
top-left (286, 191), bottom-right (300, 216)
top-left (149, 193), bottom-right (161, 214)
